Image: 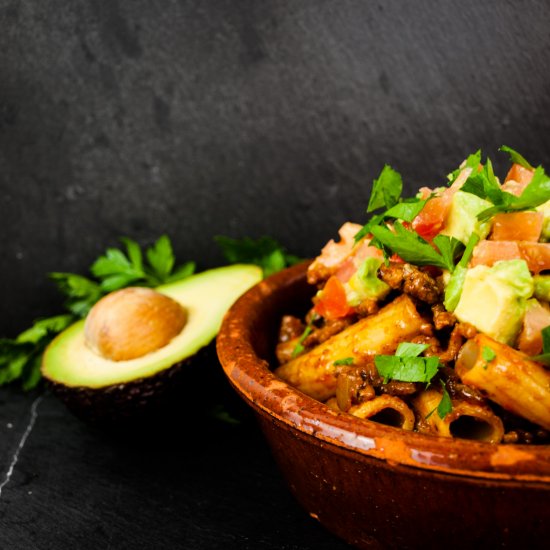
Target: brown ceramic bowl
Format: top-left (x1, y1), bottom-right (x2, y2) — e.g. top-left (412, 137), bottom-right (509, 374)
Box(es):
top-left (217, 261), bottom-right (550, 549)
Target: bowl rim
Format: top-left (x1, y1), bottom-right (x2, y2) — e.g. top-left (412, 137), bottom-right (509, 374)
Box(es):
top-left (217, 262), bottom-right (550, 484)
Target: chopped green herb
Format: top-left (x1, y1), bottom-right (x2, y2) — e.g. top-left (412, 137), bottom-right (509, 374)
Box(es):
top-left (333, 357), bottom-right (354, 366)
top-left (461, 154), bottom-right (550, 221)
top-left (367, 165), bottom-right (403, 213)
top-left (443, 233), bottom-right (481, 312)
top-left (447, 150), bottom-right (482, 183)
top-left (394, 342), bottom-right (430, 358)
top-left (499, 145), bottom-right (534, 170)
top-left (215, 235), bottom-right (301, 278)
top-left (370, 222), bottom-right (457, 271)
top-left (425, 380), bottom-right (453, 420)
top-left (482, 346), bottom-right (496, 363)
top-left (354, 165), bottom-right (431, 244)
top-left (375, 342), bottom-right (440, 384)
top-left (437, 382), bottom-right (453, 419)
top-left (531, 325), bottom-right (550, 365)
top-left (292, 325), bottom-right (313, 358)
top-left (0, 314), bottom-right (74, 390)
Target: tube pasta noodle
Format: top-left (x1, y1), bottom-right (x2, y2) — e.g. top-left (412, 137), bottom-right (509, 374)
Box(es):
top-left (412, 388), bottom-right (504, 443)
top-left (274, 295), bottom-right (425, 402)
top-left (456, 334), bottom-right (550, 430)
top-left (349, 395), bottom-right (415, 431)
top-left (275, 150), bottom-right (550, 444)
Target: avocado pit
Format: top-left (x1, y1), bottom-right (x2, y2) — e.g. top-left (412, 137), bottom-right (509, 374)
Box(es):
top-left (84, 287), bottom-right (187, 361)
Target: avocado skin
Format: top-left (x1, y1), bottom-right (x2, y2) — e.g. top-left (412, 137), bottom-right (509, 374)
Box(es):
top-left (46, 344), bottom-right (211, 428)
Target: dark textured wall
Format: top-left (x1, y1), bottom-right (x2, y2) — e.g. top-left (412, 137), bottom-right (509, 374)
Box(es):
top-left (1, 0), bottom-right (550, 335)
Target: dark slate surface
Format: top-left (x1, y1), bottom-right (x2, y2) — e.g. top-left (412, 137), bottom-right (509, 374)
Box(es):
top-left (1, 0), bottom-right (550, 335)
top-left (1, 1), bottom-right (550, 548)
top-left (0, 383), bottom-right (351, 550)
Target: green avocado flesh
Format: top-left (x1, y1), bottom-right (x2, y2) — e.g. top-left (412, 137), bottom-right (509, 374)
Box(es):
top-left (42, 264), bottom-right (262, 388)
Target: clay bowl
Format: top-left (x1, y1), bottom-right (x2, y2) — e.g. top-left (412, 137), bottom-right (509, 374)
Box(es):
top-left (217, 261), bottom-right (550, 549)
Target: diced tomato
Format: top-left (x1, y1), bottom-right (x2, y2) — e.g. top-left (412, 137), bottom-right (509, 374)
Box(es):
top-left (314, 276), bottom-right (354, 319)
top-left (517, 242), bottom-right (550, 274)
top-left (390, 253), bottom-right (405, 263)
top-left (470, 240), bottom-right (522, 267)
top-left (412, 194), bottom-right (452, 240)
top-left (517, 301), bottom-right (550, 356)
top-left (504, 163), bottom-right (534, 186)
top-left (412, 166), bottom-right (473, 241)
top-left (470, 240), bottom-right (550, 273)
top-left (490, 212), bottom-right (544, 242)
top-left (335, 258), bottom-right (357, 283)
top-left (334, 242), bottom-right (383, 283)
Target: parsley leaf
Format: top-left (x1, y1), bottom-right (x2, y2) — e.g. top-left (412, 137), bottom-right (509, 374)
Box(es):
top-left (425, 380), bottom-right (453, 420)
top-left (443, 233), bottom-right (480, 312)
top-left (499, 145), bottom-right (534, 170)
top-left (447, 150), bottom-right (482, 183)
top-left (0, 314), bottom-right (74, 390)
top-left (437, 380), bottom-right (453, 419)
top-left (531, 325), bottom-right (550, 365)
top-left (292, 325), bottom-right (313, 358)
top-left (215, 235), bottom-right (301, 278)
top-left (354, 166), bottom-right (429, 244)
top-left (482, 346), bottom-right (496, 363)
top-left (482, 345), bottom-right (497, 370)
top-left (461, 153), bottom-right (550, 221)
top-left (375, 342), bottom-right (440, 384)
top-left (370, 222), bottom-right (456, 271)
top-left (367, 165), bottom-right (403, 213)
top-left (333, 357), bottom-right (354, 366)
top-left (49, 273), bottom-right (102, 317)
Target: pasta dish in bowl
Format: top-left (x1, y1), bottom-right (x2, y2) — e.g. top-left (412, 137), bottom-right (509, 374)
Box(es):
top-left (217, 147), bottom-right (550, 548)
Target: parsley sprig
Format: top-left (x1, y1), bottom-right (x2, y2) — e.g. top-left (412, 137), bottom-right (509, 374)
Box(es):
top-left (353, 164), bottom-right (465, 271)
top-left (375, 342), bottom-right (452, 419)
top-left (371, 222), bottom-right (463, 272)
top-left (375, 342), bottom-right (441, 384)
top-left (460, 147), bottom-right (550, 221)
top-left (354, 165), bottom-right (430, 243)
top-left (215, 235), bottom-right (302, 278)
top-left (425, 380), bottom-right (453, 420)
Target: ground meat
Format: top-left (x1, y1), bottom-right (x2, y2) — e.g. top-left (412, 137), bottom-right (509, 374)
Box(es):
top-left (439, 366), bottom-right (486, 405)
top-left (438, 323), bottom-right (476, 364)
top-left (503, 428), bottom-right (550, 445)
top-left (278, 315), bottom-right (305, 343)
top-left (402, 264), bottom-right (441, 304)
top-left (380, 381), bottom-right (420, 396)
top-left (335, 366), bottom-right (376, 411)
top-left (431, 303), bottom-right (457, 330)
top-left (379, 262), bottom-right (405, 289)
top-left (456, 322), bottom-right (477, 339)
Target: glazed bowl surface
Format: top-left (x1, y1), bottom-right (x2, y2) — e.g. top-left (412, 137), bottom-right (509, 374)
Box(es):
top-left (216, 262), bottom-right (550, 549)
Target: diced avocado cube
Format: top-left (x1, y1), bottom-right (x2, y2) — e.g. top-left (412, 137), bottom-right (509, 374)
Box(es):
top-left (454, 260), bottom-right (534, 345)
top-left (440, 190), bottom-right (492, 244)
top-left (534, 275), bottom-right (550, 301)
top-left (344, 257), bottom-right (390, 306)
top-left (536, 200), bottom-right (550, 242)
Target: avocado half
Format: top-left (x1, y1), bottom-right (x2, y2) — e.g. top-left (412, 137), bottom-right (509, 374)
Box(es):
top-left (42, 264), bottom-right (262, 425)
